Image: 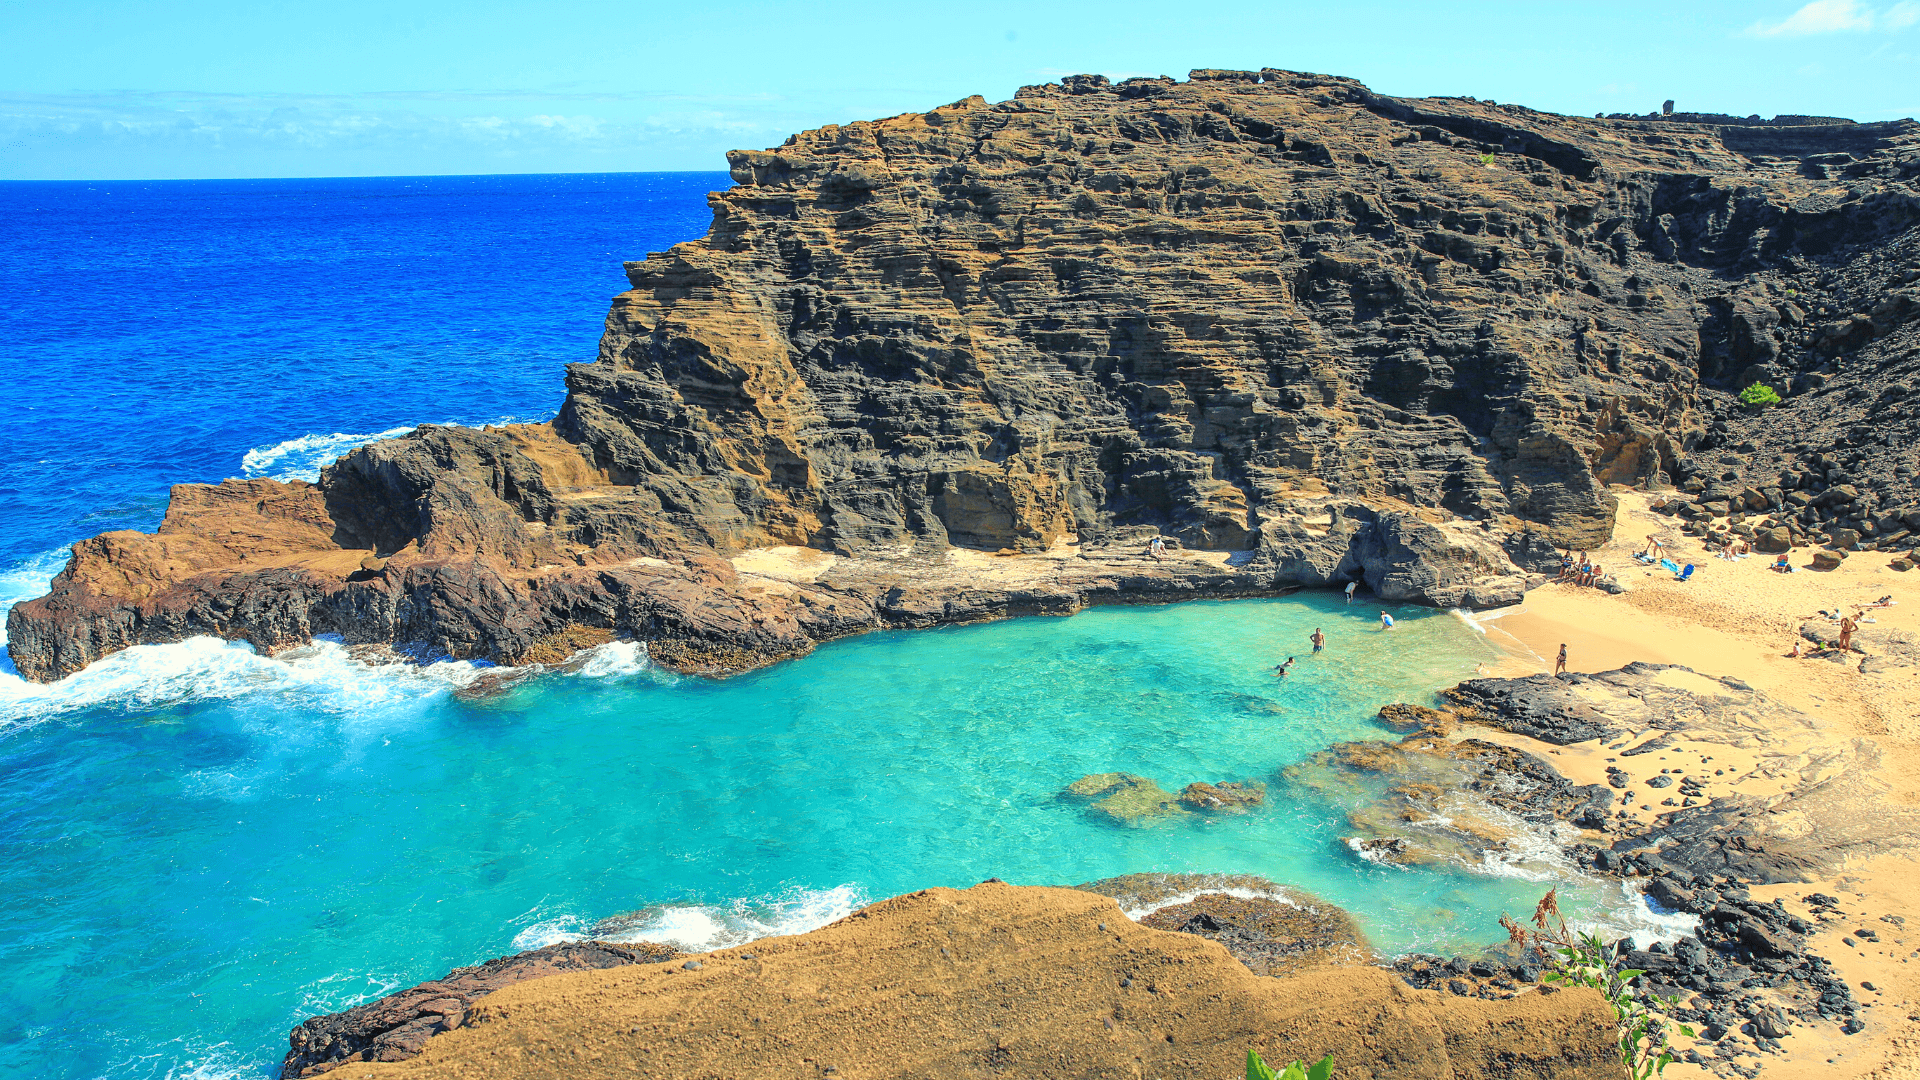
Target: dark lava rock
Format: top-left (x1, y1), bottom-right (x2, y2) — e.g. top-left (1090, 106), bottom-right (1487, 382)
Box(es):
top-left (281, 939), bottom-right (678, 1077)
top-left (1079, 874), bottom-right (1370, 978)
top-left (1446, 674), bottom-right (1625, 744)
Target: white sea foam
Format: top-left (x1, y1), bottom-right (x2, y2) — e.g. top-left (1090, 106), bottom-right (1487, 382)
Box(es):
top-left (240, 426), bottom-right (417, 482)
top-left (1120, 882), bottom-right (1303, 920)
top-left (565, 884), bottom-right (869, 954)
top-left (572, 640), bottom-right (650, 679)
top-left (0, 635), bottom-right (490, 727)
top-left (239, 413), bottom-right (554, 483)
top-left (0, 546), bottom-right (71, 651)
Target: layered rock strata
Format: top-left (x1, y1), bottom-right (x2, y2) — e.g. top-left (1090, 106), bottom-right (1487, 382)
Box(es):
top-left (13, 71), bottom-right (1920, 681)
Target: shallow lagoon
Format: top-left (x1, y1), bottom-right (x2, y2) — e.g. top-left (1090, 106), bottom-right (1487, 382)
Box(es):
top-left (0, 593), bottom-right (1686, 1080)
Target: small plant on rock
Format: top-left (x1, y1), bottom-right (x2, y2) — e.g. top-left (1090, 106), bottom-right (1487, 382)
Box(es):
top-left (1246, 1049), bottom-right (1333, 1080)
top-left (1478, 151), bottom-right (1497, 167)
top-left (1739, 382), bottom-right (1783, 408)
top-left (1501, 889), bottom-right (1696, 1080)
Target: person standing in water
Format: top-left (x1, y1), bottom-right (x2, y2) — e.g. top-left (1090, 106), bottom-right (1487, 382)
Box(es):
top-left (1344, 580), bottom-right (1358, 603)
top-left (1274, 656), bottom-right (1296, 678)
top-left (1555, 644), bottom-right (1568, 675)
top-left (1310, 628), bottom-right (1325, 653)
top-left (1379, 610), bottom-right (1394, 630)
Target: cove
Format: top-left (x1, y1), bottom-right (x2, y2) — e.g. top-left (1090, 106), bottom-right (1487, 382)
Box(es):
top-left (0, 593), bottom-right (1661, 1080)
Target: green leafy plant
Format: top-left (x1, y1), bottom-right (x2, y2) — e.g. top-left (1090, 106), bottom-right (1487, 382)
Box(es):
top-left (1478, 151), bottom-right (1497, 166)
top-left (1501, 889), bottom-right (1696, 1080)
top-left (1246, 1049), bottom-right (1333, 1080)
top-left (1739, 382), bottom-right (1782, 407)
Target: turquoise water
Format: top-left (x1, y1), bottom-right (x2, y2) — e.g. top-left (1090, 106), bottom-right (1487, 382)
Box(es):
top-left (0, 594), bottom-right (1673, 1080)
top-left (0, 176), bottom-right (1686, 1080)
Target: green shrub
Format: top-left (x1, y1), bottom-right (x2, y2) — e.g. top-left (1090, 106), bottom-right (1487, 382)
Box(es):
top-left (1246, 1049), bottom-right (1333, 1080)
top-left (1478, 151), bottom-right (1496, 166)
top-left (1502, 889), bottom-right (1695, 1079)
top-left (1739, 382), bottom-right (1782, 407)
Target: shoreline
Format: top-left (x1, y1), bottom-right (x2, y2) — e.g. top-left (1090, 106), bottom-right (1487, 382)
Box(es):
top-left (1459, 490), bottom-right (1920, 1080)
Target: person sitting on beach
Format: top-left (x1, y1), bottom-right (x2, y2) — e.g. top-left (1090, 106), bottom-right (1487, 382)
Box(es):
top-left (1788, 639), bottom-right (1803, 659)
top-left (1274, 656), bottom-right (1296, 678)
top-left (1586, 563), bottom-right (1603, 587)
top-left (1557, 551), bottom-right (1575, 580)
top-left (1735, 539), bottom-right (1751, 556)
top-left (1772, 553), bottom-right (1792, 573)
top-left (1380, 610), bottom-right (1395, 630)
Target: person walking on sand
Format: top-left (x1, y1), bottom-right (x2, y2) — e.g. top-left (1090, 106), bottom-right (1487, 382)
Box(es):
top-left (1311, 627), bottom-right (1325, 653)
top-left (1274, 656), bottom-right (1295, 678)
top-left (1344, 580), bottom-right (1358, 603)
top-left (1555, 644), bottom-right (1568, 675)
top-left (1380, 610), bottom-right (1394, 630)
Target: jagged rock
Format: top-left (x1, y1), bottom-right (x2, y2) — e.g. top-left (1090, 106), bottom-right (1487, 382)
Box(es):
top-left (1177, 780), bottom-right (1267, 811)
top-left (14, 72), bottom-right (1920, 682)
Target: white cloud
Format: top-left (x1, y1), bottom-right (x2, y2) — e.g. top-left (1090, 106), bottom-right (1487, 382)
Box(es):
top-left (1746, 0), bottom-right (1919, 36)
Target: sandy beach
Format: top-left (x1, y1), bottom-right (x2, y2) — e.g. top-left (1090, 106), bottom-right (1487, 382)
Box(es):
top-left (1464, 491), bottom-right (1920, 1079)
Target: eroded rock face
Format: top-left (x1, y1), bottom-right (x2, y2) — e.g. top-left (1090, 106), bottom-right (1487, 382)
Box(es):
top-left (13, 70), bottom-right (1920, 681)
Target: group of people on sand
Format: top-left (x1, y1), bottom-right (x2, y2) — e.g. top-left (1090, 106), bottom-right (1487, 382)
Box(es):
top-left (1555, 550), bottom-right (1605, 587)
top-left (1787, 595), bottom-right (1896, 658)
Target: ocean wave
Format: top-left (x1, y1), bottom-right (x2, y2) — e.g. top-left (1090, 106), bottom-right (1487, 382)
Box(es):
top-left (0, 546), bottom-right (71, 650)
top-left (239, 413), bottom-right (554, 483)
top-left (541, 883), bottom-right (870, 954)
top-left (0, 635), bottom-right (490, 727)
top-left (1118, 881), bottom-right (1303, 919)
top-left (572, 640), bottom-right (650, 679)
top-left (240, 427), bottom-right (417, 482)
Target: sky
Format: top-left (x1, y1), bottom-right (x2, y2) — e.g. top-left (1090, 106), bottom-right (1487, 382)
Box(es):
top-left (2, 0), bottom-right (1918, 180)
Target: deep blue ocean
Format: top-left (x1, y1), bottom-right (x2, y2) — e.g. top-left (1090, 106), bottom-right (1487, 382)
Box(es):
top-left (0, 174), bottom-right (1687, 1080)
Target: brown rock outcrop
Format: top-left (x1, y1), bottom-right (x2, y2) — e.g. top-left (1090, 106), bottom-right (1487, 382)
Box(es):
top-left (282, 940), bottom-right (678, 1078)
top-left (13, 70), bottom-right (1920, 681)
top-left (322, 881), bottom-right (1619, 1080)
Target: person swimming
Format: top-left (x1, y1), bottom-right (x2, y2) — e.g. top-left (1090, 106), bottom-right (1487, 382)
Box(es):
top-left (1274, 656), bottom-right (1296, 678)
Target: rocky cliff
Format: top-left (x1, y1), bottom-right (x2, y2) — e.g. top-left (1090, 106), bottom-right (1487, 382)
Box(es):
top-left (12, 70), bottom-right (1920, 681)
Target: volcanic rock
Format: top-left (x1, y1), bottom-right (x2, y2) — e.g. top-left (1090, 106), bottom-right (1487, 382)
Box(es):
top-left (16, 72), bottom-right (1920, 681)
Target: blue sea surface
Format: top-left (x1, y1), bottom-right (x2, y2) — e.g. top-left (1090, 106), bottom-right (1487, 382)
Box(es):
top-left (0, 175), bottom-right (1682, 1080)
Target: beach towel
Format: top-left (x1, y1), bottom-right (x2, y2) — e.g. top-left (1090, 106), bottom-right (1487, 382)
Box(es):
top-left (1659, 558), bottom-right (1681, 573)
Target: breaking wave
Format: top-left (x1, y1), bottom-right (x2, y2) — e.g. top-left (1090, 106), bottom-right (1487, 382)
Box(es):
top-left (239, 413), bottom-right (553, 483)
top-left (510, 883), bottom-right (870, 954)
top-left (0, 635), bottom-right (491, 728)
